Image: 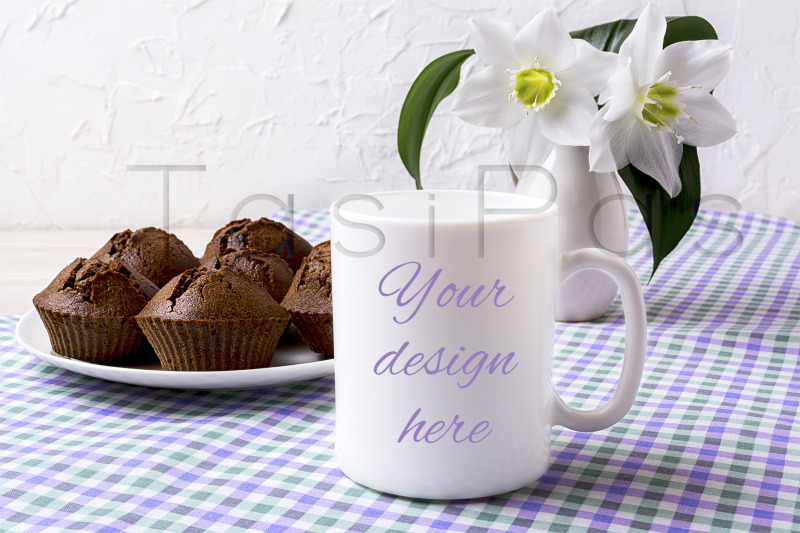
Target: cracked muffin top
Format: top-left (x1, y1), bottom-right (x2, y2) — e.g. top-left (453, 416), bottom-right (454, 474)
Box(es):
top-left (200, 218), bottom-right (312, 272)
top-left (203, 249), bottom-right (294, 303)
top-left (281, 241), bottom-right (332, 314)
top-left (33, 257), bottom-right (159, 317)
top-left (137, 266), bottom-right (290, 322)
top-left (92, 227), bottom-right (199, 287)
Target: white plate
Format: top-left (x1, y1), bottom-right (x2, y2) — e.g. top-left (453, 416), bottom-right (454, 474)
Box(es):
top-left (14, 309), bottom-right (335, 390)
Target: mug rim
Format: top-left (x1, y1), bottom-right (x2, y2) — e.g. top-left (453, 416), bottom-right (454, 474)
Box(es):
top-left (330, 189), bottom-right (558, 226)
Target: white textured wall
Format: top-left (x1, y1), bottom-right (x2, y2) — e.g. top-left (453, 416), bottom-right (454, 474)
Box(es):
top-left (0, 0), bottom-right (797, 230)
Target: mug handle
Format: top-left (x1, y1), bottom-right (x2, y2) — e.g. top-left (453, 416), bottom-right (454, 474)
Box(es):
top-left (551, 249), bottom-right (647, 432)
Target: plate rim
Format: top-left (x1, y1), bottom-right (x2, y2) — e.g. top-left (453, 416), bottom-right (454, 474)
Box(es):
top-left (14, 308), bottom-right (335, 390)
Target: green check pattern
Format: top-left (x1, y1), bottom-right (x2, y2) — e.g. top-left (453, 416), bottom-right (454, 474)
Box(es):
top-left (1, 209), bottom-right (799, 532)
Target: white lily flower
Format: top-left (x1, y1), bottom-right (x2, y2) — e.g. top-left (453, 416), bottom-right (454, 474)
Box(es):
top-left (451, 8), bottom-right (622, 177)
top-left (589, 3), bottom-right (737, 197)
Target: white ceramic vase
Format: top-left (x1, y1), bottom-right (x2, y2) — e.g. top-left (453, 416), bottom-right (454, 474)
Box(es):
top-left (517, 145), bottom-right (629, 322)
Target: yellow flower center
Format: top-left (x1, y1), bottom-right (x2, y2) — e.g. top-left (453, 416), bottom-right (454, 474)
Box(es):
top-left (509, 57), bottom-right (561, 112)
top-left (642, 83), bottom-right (683, 127)
top-left (637, 72), bottom-right (699, 143)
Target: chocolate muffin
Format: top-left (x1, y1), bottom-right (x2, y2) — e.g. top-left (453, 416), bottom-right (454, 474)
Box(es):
top-left (136, 267), bottom-right (291, 371)
top-left (281, 241), bottom-right (333, 356)
top-left (204, 249), bottom-right (294, 303)
top-left (33, 257), bottom-right (159, 364)
top-left (201, 218), bottom-right (312, 272)
top-left (92, 227), bottom-right (199, 287)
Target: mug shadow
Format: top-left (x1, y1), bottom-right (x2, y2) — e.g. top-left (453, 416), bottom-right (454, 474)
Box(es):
top-left (443, 442), bottom-right (728, 521)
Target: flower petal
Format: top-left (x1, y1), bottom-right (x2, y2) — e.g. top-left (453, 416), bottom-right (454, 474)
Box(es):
top-left (451, 65), bottom-right (524, 128)
top-left (559, 39), bottom-right (626, 96)
top-left (538, 82), bottom-right (597, 146)
top-left (513, 8), bottom-right (577, 72)
top-left (469, 18), bottom-right (521, 67)
top-left (589, 107), bottom-right (634, 172)
top-left (502, 116), bottom-right (554, 178)
top-left (679, 92), bottom-right (737, 147)
top-left (654, 39), bottom-right (733, 91)
top-left (603, 61), bottom-right (641, 123)
top-left (626, 121), bottom-right (684, 197)
top-left (619, 3), bottom-right (667, 85)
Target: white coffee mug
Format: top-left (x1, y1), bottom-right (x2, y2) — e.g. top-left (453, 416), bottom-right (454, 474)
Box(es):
top-left (330, 190), bottom-right (646, 499)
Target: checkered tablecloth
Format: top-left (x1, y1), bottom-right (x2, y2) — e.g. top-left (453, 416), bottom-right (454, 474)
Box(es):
top-left (1, 209), bottom-right (799, 532)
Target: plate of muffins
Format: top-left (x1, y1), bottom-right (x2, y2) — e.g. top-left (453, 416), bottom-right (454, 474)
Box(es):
top-left (15, 218), bottom-right (336, 390)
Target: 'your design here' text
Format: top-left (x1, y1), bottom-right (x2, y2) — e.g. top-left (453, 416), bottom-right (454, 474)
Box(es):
top-left (375, 261), bottom-right (520, 445)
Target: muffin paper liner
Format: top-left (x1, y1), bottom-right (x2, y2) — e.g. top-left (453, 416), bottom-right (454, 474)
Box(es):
top-left (34, 305), bottom-right (145, 365)
top-left (136, 317), bottom-right (290, 371)
top-left (285, 309), bottom-right (333, 356)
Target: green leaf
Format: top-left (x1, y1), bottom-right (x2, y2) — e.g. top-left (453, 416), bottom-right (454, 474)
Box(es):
top-left (570, 16), bottom-right (718, 52)
top-left (662, 16), bottom-right (717, 46)
top-left (571, 15), bottom-right (717, 278)
top-left (569, 19), bottom-right (635, 52)
top-left (618, 146), bottom-right (701, 281)
top-left (397, 49), bottom-right (474, 190)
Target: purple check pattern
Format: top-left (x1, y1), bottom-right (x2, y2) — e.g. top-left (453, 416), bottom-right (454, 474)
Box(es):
top-left (1, 209), bottom-right (799, 532)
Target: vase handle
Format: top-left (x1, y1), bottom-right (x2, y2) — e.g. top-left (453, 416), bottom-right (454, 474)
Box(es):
top-left (550, 249), bottom-right (647, 432)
